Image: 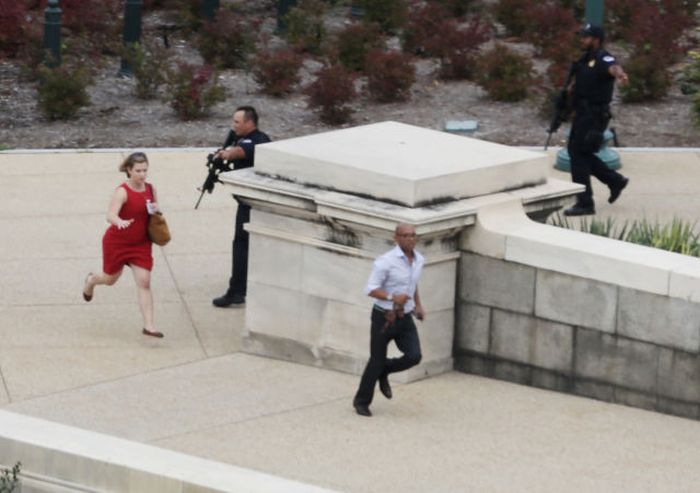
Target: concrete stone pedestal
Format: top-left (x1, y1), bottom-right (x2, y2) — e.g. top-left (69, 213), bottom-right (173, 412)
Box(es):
top-left (221, 122), bottom-right (580, 382)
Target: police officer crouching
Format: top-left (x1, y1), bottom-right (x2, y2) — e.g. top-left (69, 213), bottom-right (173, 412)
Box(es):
top-left (212, 106), bottom-right (271, 307)
top-left (564, 24), bottom-right (630, 217)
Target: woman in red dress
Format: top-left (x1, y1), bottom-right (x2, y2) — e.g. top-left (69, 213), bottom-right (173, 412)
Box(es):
top-left (82, 152), bottom-right (164, 338)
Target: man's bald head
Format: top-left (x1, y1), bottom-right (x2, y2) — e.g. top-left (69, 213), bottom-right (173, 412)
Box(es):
top-left (395, 223), bottom-right (415, 235)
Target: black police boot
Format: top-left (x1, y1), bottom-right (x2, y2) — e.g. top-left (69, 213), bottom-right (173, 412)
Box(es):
top-left (212, 292), bottom-right (245, 308)
top-left (608, 177), bottom-right (629, 204)
top-left (563, 203), bottom-right (596, 216)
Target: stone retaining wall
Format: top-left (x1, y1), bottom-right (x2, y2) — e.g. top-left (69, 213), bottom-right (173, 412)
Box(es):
top-left (455, 252), bottom-right (700, 420)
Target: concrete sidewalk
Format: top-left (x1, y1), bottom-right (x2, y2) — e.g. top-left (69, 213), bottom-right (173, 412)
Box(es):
top-left (1, 149), bottom-right (700, 492)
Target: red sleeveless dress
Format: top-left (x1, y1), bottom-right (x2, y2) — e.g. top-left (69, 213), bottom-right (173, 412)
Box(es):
top-left (102, 183), bottom-right (154, 275)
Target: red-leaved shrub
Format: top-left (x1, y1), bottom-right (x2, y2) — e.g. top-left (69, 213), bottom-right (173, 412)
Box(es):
top-left (252, 48), bottom-right (304, 97)
top-left (626, 1), bottom-right (688, 61)
top-left (164, 63), bottom-right (226, 120)
top-left (611, 0), bottom-right (692, 102)
top-left (402, 1), bottom-right (451, 56)
top-left (364, 49), bottom-right (416, 102)
top-left (526, 2), bottom-right (578, 58)
top-left (433, 16), bottom-right (491, 80)
top-left (0, 0), bottom-right (28, 57)
top-left (305, 64), bottom-right (357, 124)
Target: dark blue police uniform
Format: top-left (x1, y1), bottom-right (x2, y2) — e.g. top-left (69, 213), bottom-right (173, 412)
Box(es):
top-left (224, 128), bottom-right (271, 299)
top-left (568, 48), bottom-right (627, 211)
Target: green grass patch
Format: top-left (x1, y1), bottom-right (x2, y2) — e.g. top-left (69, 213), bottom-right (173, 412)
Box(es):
top-left (549, 214), bottom-right (700, 257)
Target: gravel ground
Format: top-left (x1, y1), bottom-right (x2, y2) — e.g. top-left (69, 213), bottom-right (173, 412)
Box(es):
top-left (1, 3), bottom-right (699, 150)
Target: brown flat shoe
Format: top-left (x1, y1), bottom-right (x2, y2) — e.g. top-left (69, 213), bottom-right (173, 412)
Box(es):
top-left (82, 273), bottom-right (93, 302)
top-left (142, 328), bottom-right (164, 338)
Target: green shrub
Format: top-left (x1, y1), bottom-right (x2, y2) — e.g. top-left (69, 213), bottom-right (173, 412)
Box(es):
top-left (358, 0), bottom-right (407, 33)
top-left (164, 63), bottom-right (225, 120)
top-left (493, 0), bottom-right (531, 37)
top-left (364, 49), bottom-right (416, 102)
top-left (692, 92), bottom-right (700, 125)
top-left (305, 64), bottom-right (357, 124)
top-left (680, 50), bottom-right (700, 95)
top-left (37, 65), bottom-right (91, 120)
top-left (197, 10), bottom-right (256, 69)
top-left (476, 44), bottom-right (535, 102)
top-left (550, 214), bottom-right (700, 257)
top-left (620, 54), bottom-right (671, 103)
top-left (0, 462), bottom-right (21, 493)
top-left (334, 22), bottom-right (384, 72)
top-left (252, 48), bottom-right (304, 97)
top-left (121, 41), bottom-right (171, 99)
top-left (285, 0), bottom-right (327, 54)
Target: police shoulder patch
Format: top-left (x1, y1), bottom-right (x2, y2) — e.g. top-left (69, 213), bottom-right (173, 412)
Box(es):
top-left (602, 55), bottom-right (616, 63)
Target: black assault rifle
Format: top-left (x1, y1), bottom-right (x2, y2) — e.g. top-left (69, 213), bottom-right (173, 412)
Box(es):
top-left (194, 130), bottom-right (237, 209)
top-left (194, 152), bottom-right (232, 209)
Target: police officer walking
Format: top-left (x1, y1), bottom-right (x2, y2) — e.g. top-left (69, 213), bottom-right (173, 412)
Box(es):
top-left (212, 106), bottom-right (271, 307)
top-left (564, 24), bottom-right (630, 216)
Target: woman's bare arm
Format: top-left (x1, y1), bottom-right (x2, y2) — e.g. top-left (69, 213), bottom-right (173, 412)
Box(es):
top-left (107, 187), bottom-right (131, 229)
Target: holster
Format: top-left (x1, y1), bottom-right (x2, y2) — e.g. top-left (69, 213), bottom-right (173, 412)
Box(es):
top-left (382, 304), bottom-right (405, 332)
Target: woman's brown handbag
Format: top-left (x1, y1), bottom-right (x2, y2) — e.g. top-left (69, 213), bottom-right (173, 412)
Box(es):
top-left (148, 212), bottom-right (171, 246)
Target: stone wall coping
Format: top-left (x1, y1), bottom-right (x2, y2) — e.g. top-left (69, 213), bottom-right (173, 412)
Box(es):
top-left (0, 410), bottom-right (336, 493)
top-left (221, 168), bottom-right (580, 235)
top-left (467, 198), bottom-right (700, 302)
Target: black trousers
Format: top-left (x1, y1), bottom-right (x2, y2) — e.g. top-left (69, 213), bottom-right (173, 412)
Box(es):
top-left (227, 202), bottom-right (250, 297)
top-left (568, 107), bottom-right (625, 207)
top-left (354, 308), bottom-right (422, 406)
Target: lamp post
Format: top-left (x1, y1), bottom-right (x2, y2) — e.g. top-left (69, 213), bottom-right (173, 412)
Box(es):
top-left (202, 0), bottom-right (220, 22)
top-left (585, 0), bottom-right (604, 26)
top-left (43, 0), bottom-right (62, 67)
top-left (119, 0), bottom-right (143, 77)
top-left (276, 0), bottom-right (297, 33)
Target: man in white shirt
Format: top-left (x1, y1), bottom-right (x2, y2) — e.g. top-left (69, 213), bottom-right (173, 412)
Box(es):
top-left (353, 223), bottom-right (425, 417)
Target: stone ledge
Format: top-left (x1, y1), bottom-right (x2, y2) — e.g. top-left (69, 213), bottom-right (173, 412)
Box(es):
top-left (462, 197), bottom-right (700, 305)
top-left (0, 410), bottom-right (336, 493)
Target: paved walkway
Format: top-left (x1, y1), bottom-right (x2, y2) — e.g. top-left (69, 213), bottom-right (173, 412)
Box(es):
top-left (1, 148), bottom-right (700, 492)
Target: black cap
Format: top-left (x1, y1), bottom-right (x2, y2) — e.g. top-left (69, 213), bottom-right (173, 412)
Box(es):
top-left (580, 23), bottom-right (605, 41)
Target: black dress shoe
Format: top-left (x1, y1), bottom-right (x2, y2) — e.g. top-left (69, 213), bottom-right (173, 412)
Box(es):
top-left (212, 293), bottom-right (245, 308)
top-left (379, 375), bottom-right (392, 399)
top-left (609, 177), bottom-right (629, 204)
top-left (353, 402), bottom-right (372, 417)
top-left (563, 204), bottom-right (596, 216)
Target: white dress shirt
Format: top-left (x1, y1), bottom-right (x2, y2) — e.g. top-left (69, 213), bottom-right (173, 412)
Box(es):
top-left (364, 245), bottom-right (425, 313)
